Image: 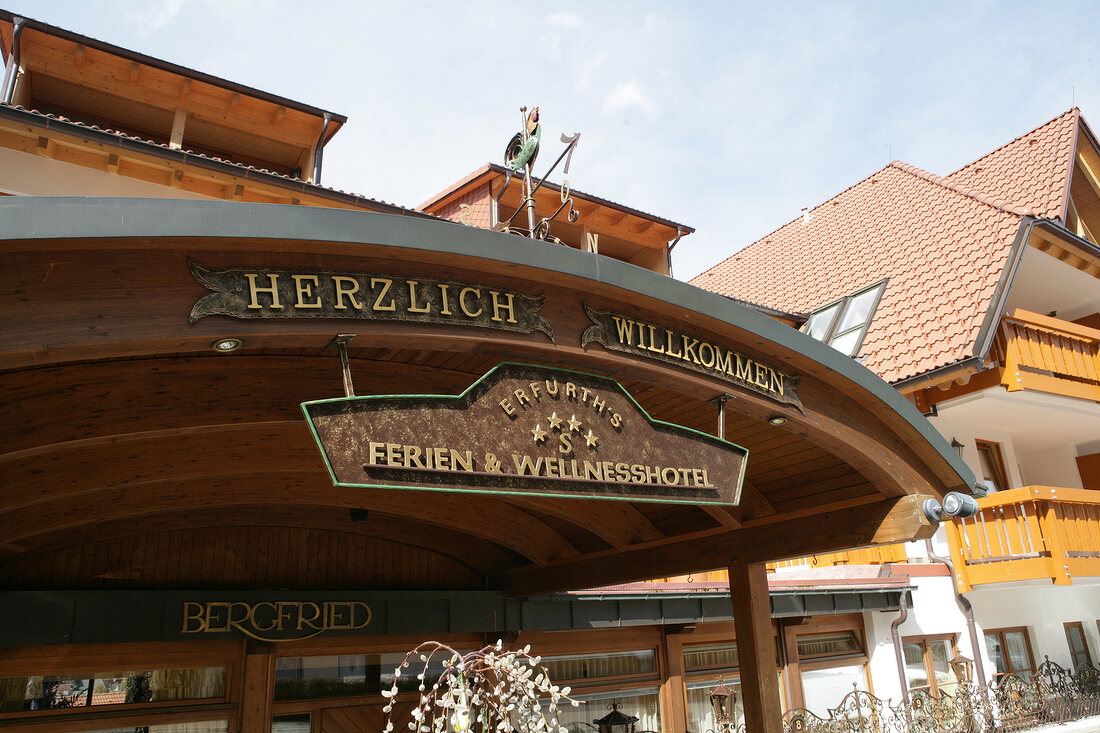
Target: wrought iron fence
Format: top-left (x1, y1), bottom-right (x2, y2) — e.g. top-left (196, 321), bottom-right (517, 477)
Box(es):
top-left (776, 659), bottom-right (1100, 733)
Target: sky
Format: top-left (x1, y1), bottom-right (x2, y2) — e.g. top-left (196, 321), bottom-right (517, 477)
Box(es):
top-left (6, 1), bottom-right (1100, 280)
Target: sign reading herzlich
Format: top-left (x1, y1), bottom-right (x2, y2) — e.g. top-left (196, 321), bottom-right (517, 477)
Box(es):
top-left (303, 363), bottom-right (746, 505)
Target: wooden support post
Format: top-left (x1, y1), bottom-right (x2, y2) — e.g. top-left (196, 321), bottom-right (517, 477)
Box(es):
top-left (169, 108), bottom-right (187, 150)
top-left (240, 641), bottom-right (276, 733)
top-left (729, 562), bottom-right (783, 733)
top-left (661, 627), bottom-right (688, 733)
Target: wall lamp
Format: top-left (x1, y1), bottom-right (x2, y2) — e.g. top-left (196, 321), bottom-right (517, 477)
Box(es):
top-left (921, 491), bottom-right (981, 523)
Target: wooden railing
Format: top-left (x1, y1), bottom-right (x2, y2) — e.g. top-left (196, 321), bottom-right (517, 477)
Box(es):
top-left (945, 485), bottom-right (1100, 592)
top-left (993, 309), bottom-right (1100, 402)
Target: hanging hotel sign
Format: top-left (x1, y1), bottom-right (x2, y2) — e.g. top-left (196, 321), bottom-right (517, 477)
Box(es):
top-left (581, 304), bottom-right (803, 411)
top-left (187, 259), bottom-right (554, 340)
top-left (302, 363), bottom-right (746, 505)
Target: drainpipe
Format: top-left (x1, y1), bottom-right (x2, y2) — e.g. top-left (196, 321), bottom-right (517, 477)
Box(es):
top-left (890, 590), bottom-right (910, 700)
top-left (925, 537), bottom-right (988, 687)
top-left (311, 112), bottom-right (332, 184)
top-left (2, 16), bottom-right (26, 105)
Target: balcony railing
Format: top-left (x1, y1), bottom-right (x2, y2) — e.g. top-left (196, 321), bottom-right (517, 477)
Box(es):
top-left (992, 308), bottom-right (1100, 402)
top-left (945, 485), bottom-right (1100, 592)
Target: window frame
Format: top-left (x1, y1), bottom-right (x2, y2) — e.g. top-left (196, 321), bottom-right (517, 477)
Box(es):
top-left (901, 633), bottom-right (957, 695)
top-left (984, 626), bottom-right (1037, 680)
top-left (801, 280), bottom-right (888, 357)
top-left (975, 440), bottom-right (1010, 493)
top-left (1064, 622), bottom-right (1093, 670)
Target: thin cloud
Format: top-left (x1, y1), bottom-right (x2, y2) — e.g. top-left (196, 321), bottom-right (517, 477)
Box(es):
top-left (118, 0), bottom-right (195, 35)
top-left (603, 80), bottom-right (654, 115)
top-left (547, 12), bottom-right (581, 28)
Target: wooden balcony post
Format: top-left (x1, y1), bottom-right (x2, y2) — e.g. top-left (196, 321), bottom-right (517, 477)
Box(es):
top-left (944, 519), bottom-right (973, 593)
top-left (1035, 488), bottom-right (1073, 585)
top-left (729, 562), bottom-right (783, 733)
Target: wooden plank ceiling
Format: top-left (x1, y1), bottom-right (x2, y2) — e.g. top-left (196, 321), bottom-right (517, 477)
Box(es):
top-left (0, 345), bottom-right (875, 595)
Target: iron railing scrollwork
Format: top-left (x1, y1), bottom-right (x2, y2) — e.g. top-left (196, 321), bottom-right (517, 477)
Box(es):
top-left (773, 659), bottom-right (1100, 733)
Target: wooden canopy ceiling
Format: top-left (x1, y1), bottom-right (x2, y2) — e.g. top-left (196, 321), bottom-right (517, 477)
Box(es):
top-left (1, 12), bottom-right (340, 176)
top-left (0, 198), bottom-right (975, 597)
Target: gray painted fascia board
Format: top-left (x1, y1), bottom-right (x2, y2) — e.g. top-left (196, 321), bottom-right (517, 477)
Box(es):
top-left (0, 196), bottom-right (976, 492)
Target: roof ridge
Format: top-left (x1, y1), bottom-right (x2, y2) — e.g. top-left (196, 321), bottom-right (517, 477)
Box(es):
top-left (945, 108), bottom-right (1079, 179)
top-left (888, 160), bottom-right (1032, 216)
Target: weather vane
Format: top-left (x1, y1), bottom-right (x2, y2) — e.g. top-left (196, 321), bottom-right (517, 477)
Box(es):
top-left (494, 106), bottom-right (581, 243)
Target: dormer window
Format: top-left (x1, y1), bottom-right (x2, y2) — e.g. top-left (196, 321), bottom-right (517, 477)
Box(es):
top-left (803, 280), bottom-right (887, 357)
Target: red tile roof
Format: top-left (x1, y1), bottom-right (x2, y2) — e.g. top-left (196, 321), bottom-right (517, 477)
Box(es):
top-left (692, 110), bottom-right (1084, 385)
top-left (944, 108), bottom-right (1079, 220)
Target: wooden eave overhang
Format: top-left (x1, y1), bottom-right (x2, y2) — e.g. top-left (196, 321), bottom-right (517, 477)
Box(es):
top-left (0, 197), bottom-right (975, 598)
top-left (0, 104), bottom-right (429, 216)
top-left (421, 164), bottom-right (693, 255)
top-left (0, 11), bottom-right (343, 174)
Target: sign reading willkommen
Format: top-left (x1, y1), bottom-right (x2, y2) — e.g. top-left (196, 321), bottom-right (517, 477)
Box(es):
top-left (302, 363), bottom-right (746, 505)
top-left (581, 304), bottom-right (803, 411)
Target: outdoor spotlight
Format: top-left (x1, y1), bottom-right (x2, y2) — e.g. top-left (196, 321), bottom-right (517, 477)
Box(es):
top-left (767, 415), bottom-right (788, 425)
top-left (941, 491), bottom-right (980, 518)
top-left (950, 437), bottom-right (965, 457)
top-left (212, 337), bottom-right (242, 353)
top-left (921, 498), bottom-right (944, 523)
top-left (921, 491), bottom-right (980, 523)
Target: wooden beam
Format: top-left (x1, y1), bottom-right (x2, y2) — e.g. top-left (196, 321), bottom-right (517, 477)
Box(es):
top-left (729, 562), bottom-right (783, 733)
top-left (169, 108), bottom-right (187, 150)
top-left (129, 61), bottom-right (140, 83)
top-left (105, 153), bottom-right (119, 173)
top-left (497, 494), bottom-right (937, 594)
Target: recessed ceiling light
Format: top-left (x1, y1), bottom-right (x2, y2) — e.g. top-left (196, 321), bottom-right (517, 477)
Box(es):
top-left (212, 338), bottom-right (242, 353)
top-left (767, 416), bottom-right (788, 426)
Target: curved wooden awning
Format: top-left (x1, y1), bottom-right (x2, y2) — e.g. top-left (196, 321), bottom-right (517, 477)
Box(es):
top-left (0, 197), bottom-right (975, 595)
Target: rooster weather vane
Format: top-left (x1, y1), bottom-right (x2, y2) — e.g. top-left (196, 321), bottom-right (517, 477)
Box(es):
top-left (495, 106), bottom-right (581, 243)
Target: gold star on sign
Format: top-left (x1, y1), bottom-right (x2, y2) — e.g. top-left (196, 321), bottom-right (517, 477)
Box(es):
top-left (584, 430), bottom-right (598, 448)
top-left (567, 415), bottom-right (582, 432)
top-left (548, 412), bottom-right (563, 431)
top-left (531, 423), bottom-right (548, 443)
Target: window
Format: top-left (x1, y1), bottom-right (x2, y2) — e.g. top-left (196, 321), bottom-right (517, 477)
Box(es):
top-left (539, 650), bottom-right (662, 733)
top-left (1065, 622), bottom-right (1093, 670)
top-left (802, 281), bottom-right (887, 357)
top-left (0, 667), bottom-right (225, 712)
top-left (274, 652), bottom-right (451, 702)
top-left (902, 635), bottom-right (958, 695)
top-left (541, 649), bottom-right (658, 684)
top-left (975, 440), bottom-right (1010, 492)
top-left (985, 628), bottom-right (1035, 680)
top-left (797, 631), bottom-right (863, 661)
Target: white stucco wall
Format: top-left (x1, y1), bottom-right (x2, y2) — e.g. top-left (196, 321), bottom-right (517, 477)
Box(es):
top-left (865, 574), bottom-right (980, 703)
top-left (967, 581), bottom-right (1100, 671)
top-left (0, 147), bottom-right (216, 199)
top-left (927, 414), bottom-right (1024, 491)
top-left (864, 576), bottom-right (1100, 703)
top-left (1019, 443), bottom-right (1085, 489)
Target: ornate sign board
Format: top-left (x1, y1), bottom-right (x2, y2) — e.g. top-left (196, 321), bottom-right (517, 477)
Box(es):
top-left (188, 260), bottom-right (554, 340)
top-left (302, 363), bottom-right (747, 505)
top-left (582, 305), bottom-right (803, 412)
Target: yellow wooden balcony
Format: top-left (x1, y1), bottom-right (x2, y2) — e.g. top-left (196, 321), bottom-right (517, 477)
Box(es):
top-left (945, 485), bottom-right (1100, 592)
top-left (992, 309), bottom-right (1100, 401)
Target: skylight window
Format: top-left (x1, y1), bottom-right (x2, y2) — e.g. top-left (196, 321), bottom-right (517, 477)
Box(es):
top-left (802, 280), bottom-right (887, 357)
